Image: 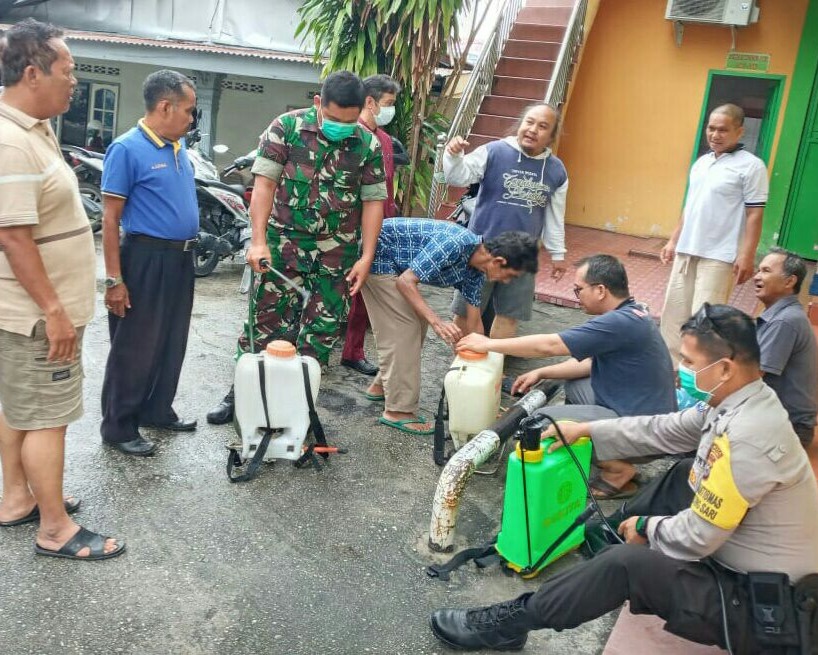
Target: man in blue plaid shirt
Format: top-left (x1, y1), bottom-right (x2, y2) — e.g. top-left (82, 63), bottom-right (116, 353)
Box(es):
top-left (361, 218), bottom-right (538, 435)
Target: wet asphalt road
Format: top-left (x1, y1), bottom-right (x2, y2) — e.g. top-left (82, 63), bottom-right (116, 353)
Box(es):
top-left (0, 240), bottom-right (620, 655)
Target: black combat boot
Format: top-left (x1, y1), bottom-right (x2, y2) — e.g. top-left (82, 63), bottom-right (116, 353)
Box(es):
top-left (206, 386), bottom-right (234, 425)
top-left (429, 595), bottom-right (531, 651)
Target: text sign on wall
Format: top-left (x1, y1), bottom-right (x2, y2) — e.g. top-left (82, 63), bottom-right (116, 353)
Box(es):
top-left (725, 52), bottom-right (771, 72)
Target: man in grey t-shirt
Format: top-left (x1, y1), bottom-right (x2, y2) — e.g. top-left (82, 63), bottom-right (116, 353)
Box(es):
top-left (754, 248), bottom-right (817, 447)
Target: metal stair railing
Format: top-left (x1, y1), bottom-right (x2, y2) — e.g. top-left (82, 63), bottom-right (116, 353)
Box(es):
top-left (427, 0), bottom-right (523, 219)
top-left (545, 0), bottom-right (587, 108)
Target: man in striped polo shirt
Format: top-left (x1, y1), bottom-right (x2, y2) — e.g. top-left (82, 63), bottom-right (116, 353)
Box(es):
top-left (0, 19), bottom-right (124, 560)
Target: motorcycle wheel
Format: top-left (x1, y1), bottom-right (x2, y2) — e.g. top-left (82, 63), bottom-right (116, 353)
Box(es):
top-left (78, 182), bottom-right (103, 232)
top-left (194, 218), bottom-right (220, 277)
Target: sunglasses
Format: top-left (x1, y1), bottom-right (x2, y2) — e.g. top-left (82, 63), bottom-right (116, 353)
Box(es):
top-left (690, 303), bottom-right (735, 358)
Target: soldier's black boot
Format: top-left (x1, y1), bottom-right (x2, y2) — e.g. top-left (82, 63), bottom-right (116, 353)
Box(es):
top-left (430, 595), bottom-right (531, 651)
top-left (206, 386), bottom-right (234, 425)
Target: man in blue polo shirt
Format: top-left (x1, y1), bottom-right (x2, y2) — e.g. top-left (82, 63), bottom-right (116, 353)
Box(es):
top-left (459, 254), bottom-right (677, 497)
top-left (362, 219), bottom-right (538, 435)
top-left (99, 69), bottom-right (198, 456)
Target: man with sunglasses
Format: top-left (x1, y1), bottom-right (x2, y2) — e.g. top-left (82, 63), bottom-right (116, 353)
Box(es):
top-left (432, 303), bottom-right (818, 654)
top-left (458, 254), bottom-right (676, 498)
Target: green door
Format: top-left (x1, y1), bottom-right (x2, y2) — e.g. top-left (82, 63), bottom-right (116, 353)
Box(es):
top-left (781, 66), bottom-right (818, 259)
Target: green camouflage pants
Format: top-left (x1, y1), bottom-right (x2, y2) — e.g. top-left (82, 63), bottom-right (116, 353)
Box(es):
top-left (237, 226), bottom-right (359, 365)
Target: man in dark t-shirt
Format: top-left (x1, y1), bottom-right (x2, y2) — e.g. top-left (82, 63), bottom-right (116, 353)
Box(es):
top-left (458, 254), bottom-right (676, 498)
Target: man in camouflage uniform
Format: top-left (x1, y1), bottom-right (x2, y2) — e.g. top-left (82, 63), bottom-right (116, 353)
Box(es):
top-left (207, 71), bottom-right (386, 425)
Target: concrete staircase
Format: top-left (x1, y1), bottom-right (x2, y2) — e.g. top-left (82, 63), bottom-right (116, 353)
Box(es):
top-left (436, 0), bottom-right (577, 218)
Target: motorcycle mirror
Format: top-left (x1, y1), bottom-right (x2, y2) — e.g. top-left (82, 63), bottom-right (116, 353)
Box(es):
top-left (212, 144), bottom-right (229, 154)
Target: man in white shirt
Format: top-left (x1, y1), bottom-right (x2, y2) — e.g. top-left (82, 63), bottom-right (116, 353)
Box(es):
top-left (660, 103), bottom-right (768, 362)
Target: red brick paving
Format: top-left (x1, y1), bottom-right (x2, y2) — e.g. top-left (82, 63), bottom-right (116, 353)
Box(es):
top-left (535, 225), bottom-right (759, 318)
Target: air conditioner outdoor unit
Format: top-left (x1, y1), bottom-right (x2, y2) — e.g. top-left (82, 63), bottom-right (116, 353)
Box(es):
top-left (665, 0), bottom-right (759, 26)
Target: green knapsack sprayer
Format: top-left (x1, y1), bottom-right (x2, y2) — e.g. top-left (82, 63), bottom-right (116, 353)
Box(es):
top-left (428, 414), bottom-right (607, 580)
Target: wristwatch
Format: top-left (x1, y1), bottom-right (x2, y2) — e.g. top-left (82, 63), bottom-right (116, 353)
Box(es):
top-left (635, 516), bottom-right (650, 539)
top-left (104, 275), bottom-right (123, 288)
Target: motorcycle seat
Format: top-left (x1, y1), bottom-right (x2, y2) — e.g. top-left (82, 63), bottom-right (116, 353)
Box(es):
top-left (197, 178), bottom-right (246, 196)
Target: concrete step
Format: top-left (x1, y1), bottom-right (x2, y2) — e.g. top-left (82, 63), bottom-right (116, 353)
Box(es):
top-left (517, 5), bottom-right (573, 26)
top-left (464, 133), bottom-right (493, 152)
top-left (492, 75), bottom-right (549, 100)
top-left (496, 56), bottom-right (555, 79)
top-left (503, 39), bottom-right (562, 61)
top-left (510, 22), bottom-right (566, 42)
top-left (480, 94), bottom-right (538, 119)
top-left (472, 113), bottom-right (517, 139)
top-left (446, 185), bottom-right (468, 203)
top-left (603, 603), bottom-right (726, 654)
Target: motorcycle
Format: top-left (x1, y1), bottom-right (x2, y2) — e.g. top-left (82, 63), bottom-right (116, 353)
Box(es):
top-left (186, 130), bottom-right (252, 277)
top-left (62, 146), bottom-right (104, 232)
top-left (81, 194), bottom-right (103, 232)
top-left (62, 144), bottom-right (104, 204)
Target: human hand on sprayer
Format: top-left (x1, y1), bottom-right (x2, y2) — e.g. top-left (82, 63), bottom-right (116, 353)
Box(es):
top-left (434, 320), bottom-right (463, 349)
top-left (456, 332), bottom-right (491, 353)
top-left (511, 369), bottom-right (544, 395)
top-left (541, 420), bottom-right (592, 453)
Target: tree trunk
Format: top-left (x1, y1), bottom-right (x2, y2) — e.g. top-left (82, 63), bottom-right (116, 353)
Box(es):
top-left (401, 88), bottom-right (427, 216)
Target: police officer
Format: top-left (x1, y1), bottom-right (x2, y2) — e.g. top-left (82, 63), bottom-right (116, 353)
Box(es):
top-left (430, 304), bottom-right (818, 654)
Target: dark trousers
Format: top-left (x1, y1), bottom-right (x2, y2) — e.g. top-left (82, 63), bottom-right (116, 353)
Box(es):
top-left (100, 236), bottom-right (194, 443)
top-left (518, 459), bottom-right (778, 654)
top-left (342, 292), bottom-right (369, 361)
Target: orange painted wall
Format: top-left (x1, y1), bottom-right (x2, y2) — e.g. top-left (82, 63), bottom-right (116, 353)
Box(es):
top-left (557, 0), bottom-right (809, 238)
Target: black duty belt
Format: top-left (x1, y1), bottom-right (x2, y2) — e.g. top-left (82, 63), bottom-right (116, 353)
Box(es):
top-left (129, 234), bottom-right (198, 251)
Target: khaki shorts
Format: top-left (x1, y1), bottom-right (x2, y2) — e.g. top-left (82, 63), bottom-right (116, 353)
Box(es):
top-left (0, 321), bottom-right (85, 431)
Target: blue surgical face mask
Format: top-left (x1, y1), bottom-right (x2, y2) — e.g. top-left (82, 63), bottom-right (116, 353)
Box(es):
top-left (374, 104), bottom-right (395, 127)
top-left (677, 360), bottom-right (724, 404)
top-left (319, 110), bottom-right (357, 142)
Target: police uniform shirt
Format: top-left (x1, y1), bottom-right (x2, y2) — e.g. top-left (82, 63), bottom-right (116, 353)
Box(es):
top-left (589, 380), bottom-right (818, 581)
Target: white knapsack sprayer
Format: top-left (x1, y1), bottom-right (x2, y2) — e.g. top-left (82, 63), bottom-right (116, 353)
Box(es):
top-left (433, 349), bottom-right (504, 465)
top-left (226, 259), bottom-right (344, 482)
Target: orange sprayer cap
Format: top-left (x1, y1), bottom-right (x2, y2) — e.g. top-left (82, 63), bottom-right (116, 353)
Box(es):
top-left (458, 349), bottom-right (488, 361)
top-left (266, 340), bottom-right (297, 358)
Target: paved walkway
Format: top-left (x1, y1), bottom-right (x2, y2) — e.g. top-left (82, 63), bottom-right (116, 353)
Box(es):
top-left (534, 225), bottom-right (758, 316)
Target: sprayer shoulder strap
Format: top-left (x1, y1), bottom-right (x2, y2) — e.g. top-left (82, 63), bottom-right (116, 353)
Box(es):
top-left (433, 366), bottom-right (464, 467)
top-left (227, 358), bottom-right (275, 483)
top-left (301, 360), bottom-right (326, 446)
top-left (426, 539), bottom-right (499, 581)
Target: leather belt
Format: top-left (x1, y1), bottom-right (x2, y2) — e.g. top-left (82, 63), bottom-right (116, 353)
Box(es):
top-left (129, 234), bottom-right (199, 251)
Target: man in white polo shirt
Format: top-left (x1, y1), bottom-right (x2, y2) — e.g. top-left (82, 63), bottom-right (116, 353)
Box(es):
top-left (660, 103), bottom-right (768, 362)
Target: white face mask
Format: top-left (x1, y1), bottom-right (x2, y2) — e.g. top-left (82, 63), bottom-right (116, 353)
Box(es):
top-left (374, 104), bottom-right (395, 127)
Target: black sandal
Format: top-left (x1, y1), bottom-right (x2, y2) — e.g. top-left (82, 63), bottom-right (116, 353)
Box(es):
top-left (35, 526), bottom-right (126, 561)
top-left (0, 497), bottom-right (82, 527)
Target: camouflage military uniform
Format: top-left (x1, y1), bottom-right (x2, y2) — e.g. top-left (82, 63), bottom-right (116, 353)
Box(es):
top-left (237, 105), bottom-right (386, 365)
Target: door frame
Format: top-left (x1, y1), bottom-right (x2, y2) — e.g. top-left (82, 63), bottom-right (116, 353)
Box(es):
top-left (762, 0), bottom-right (818, 252)
top-left (778, 67), bottom-right (818, 254)
top-left (689, 69), bottom-right (786, 168)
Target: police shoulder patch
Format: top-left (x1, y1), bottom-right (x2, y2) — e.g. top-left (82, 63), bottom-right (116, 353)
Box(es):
top-left (690, 434), bottom-right (749, 531)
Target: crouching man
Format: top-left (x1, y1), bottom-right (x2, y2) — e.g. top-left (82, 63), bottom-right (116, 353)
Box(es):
top-left (362, 218), bottom-right (538, 436)
top-left (430, 304), bottom-right (818, 654)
